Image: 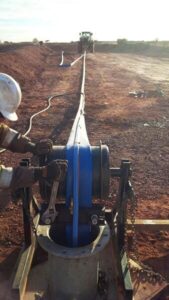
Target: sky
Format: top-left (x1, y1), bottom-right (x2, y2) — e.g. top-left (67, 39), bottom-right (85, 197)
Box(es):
top-left (0, 0), bottom-right (169, 42)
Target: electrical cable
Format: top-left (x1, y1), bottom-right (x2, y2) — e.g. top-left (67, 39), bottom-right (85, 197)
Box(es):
top-left (0, 91), bottom-right (80, 154)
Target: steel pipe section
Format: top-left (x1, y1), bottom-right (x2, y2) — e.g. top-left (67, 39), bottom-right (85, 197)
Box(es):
top-left (37, 221), bottom-right (110, 300)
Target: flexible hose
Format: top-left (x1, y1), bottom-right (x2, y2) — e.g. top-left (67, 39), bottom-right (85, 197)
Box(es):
top-left (0, 92), bottom-right (79, 153)
top-left (59, 51), bottom-right (84, 68)
top-left (23, 92), bottom-right (78, 137)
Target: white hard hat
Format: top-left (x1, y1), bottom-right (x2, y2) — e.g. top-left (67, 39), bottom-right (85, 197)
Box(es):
top-left (0, 73), bottom-right (22, 121)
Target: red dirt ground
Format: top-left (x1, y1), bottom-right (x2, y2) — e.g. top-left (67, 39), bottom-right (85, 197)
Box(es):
top-left (0, 45), bottom-right (169, 298)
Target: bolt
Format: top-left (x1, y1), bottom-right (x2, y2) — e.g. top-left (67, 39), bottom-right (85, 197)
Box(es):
top-left (44, 217), bottom-right (51, 225)
top-left (91, 214), bottom-right (98, 225)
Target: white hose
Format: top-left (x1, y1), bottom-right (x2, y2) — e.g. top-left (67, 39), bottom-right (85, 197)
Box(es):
top-left (0, 92), bottom-right (78, 153)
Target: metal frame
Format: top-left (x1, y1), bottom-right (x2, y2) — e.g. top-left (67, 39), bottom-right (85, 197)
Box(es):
top-left (127, 219), bottom-right (169, 231)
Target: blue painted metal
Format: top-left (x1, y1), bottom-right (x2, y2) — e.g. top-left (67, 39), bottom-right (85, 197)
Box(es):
top-left (59, 64), bottom-right (71, 68)
top-left (65, 53), bottom-right (93, 246)
top-left (73, 145), bottom-right (79, 246)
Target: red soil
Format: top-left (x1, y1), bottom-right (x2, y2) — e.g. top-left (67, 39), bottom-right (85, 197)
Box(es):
top-left (0, 44), bottom-right (169, 298)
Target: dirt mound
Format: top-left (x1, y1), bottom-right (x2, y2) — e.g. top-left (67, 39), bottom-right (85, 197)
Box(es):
top-left (0, 45), bottom-right (54, 86)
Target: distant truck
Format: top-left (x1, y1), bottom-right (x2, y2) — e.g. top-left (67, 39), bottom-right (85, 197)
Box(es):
top-left (78, 32), bottom-right (94, 53)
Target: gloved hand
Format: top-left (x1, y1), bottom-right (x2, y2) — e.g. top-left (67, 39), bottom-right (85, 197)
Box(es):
top-left (9, 160), bottom-right (67, 191)
top-left (34, 160), bottom-right (68, 182)
top-left (8, 134), bottom-right (53, 155)
top-left (33, 139), bottom-right (53, 155)
top-left (43, 160), bottom-right (68, 181)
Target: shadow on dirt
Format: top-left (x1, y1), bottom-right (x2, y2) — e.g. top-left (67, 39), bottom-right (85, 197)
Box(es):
top-left (0, 248), bottom-right (20, 279)
top-left (144, 253), bottom-right (169, 280)
top-left (49, 94), bottom-right (79, 142)
top-left (49, 67), bottom-right (83, 142)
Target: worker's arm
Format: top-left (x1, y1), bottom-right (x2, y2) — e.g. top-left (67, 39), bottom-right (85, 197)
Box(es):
top-left (0, 124), bottom-right (53, 155)
top-left (0, 165), bottom-right (14, 189)
top-left (0, 160), bottom-right (67, 190)
top-left (0, 124), bottom-right (18, 149)
top-left (0, 165), bottom-right (34, 189)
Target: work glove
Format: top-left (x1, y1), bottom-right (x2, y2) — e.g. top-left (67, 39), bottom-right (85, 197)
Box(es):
top-left (34, 160), bottom-right (68, 182)
top-left (32, 139), bottom-right (53, 155)
top-left (9, 134), bottom-right (53, 155)
top-left (9, 160), bottom-right (68, 191)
